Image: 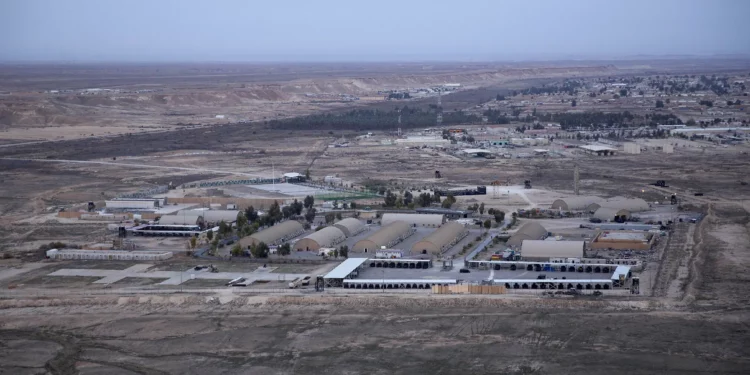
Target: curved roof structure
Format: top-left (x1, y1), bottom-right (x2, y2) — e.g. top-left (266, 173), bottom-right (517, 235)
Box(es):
top-left (601, 198), bottom-right (649, 212)
top-left (521, 240), bottom-right (585, 259)
top-left (333, 218), bottom-right (366, 237)
top-left (293, 226), bottom-right (346, 251)
top-left (507, 222), bottom-right (547, 247)
top-left (411, 222), bottom-right (468, 254)
top-left (381, 213), bottom-right (444, 227)
top-left (592, 207), bottom-right (631, 221)
top-left (550, 196), bottom-right (603, 212)
top-left (353, 221), bottom-right (413, 252)
top-left (241, 220), bottom-right (304, 247)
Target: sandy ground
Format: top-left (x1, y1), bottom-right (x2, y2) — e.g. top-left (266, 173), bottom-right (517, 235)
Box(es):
top-left (1, 62), bottom-right (750, 374)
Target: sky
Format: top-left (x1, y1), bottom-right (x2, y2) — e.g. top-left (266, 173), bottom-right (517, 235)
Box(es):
top-left (1, 0), bottom-right (749, 62)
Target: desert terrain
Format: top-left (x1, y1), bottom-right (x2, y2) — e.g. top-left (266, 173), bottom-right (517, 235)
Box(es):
top-left (1, 60), bottom-right (750, 374)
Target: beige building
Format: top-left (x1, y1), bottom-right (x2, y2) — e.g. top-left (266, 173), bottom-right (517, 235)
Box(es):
top-left (411, 222), bottom-right (468, 254)
top-left (521, 240), bottom-right (585, 261)
top-left (293, 226), bottom-right (346, 251)
top-left (589, 231), bottom-right (654, 250)
top-left (353, 221), bottom-right (415, 253)
top-left (240, 220), bottom-right (305, 248)
top-left (507, 222), bottom-right (547, 247)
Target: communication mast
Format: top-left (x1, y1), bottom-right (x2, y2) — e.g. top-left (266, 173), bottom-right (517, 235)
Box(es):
top-left (436, 91), bottom-right (443, 126)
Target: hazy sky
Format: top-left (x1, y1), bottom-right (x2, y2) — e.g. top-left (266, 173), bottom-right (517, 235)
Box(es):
top-left (1, 0), bottom-right (748, 62)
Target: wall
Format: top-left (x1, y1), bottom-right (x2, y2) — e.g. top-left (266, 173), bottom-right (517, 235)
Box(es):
top-left (432, 284), bottom-right (507, 294)
top-left (167, 197), bottom-right (291, 210)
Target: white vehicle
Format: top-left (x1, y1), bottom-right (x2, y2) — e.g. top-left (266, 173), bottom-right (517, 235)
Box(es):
top-left (226, 277), bottom-right (246, 286)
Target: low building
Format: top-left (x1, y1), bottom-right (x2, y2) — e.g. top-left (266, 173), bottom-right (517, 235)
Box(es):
top-left (589, 231), bottom-right (655, 250)
top-left (105, 198), bottom-right (164, 210)
top-left (411, 222), bottom-right (468, 254)
top-left (158, 210), bottom-right (240, 226)
top-left (414, 208), bottom-right (473, 219)
top-left (381, 213), bottom-right (444, 227)
top-left (240, 220), bottom-right (305, 248)
top-left (521, 240), bottom-right (585, 261)
top-left (623, 143), bottom-right (641, 154)
top-left (580, 144), bottom-right (617, 156)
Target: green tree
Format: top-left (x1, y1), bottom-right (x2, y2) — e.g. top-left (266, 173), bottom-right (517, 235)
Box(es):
top-left (303, 195), bottom-right (315, 209)
top-left (305, 169), bottom-right (311, 180)
top-left (206, 230), bottom-right (214, 241)
top-left (325, 213), bottom-right (335, 224)
top-left (189, 236), bottom-right (197, 250)
top-left (230, 243), bottom-right (243, 257)
top-left (433, 192), bottom-right (441, 203)
top-left (619, 89), bottom-right (628, 97)
top-left (384, 191), bottom-right (397, 207)
top-left (655, 100), bottom-right (664, 108)
top-left (251, 242), bottom-right (270, 258)
top-left (571, 99), bottom-right (577, 107)
top-left (350, 202), bottom-right (357, 209)
top-left (278, 242), bottom-right (291, 256)
top-left (338, 245), bottom-right (349, 258)
top-left (483, 219), bottom-right (492, 231)
top-left (305, 208), bottom-right (317, 223)
top-left (267, 201), bottom-right (282, 224)
top-left (335, 212), bottom-right (343, 221)
top-left (282, 206), bottom-right (293, 219)
top-left (479, 203), bottom-right (485, 215)
top-left (333, 248), bottom-right (339, 258)
top-left (236, 211), bottom-right (248, 230)
top-left (218, 220), bottom-right (231, 236)
top-left (244, 206), bottom-right (258, 223)
top-left (494, 211), bottom-right (505, 224)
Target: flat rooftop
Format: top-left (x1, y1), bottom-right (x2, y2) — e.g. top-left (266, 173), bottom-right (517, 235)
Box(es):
top-left (580, 145), bottom-right (618, 152)
top-left (597, 231), bottom-right (650, 241)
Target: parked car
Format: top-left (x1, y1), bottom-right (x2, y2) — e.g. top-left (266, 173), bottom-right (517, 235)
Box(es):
top-left (459, 268), bottom-right (471, 273)
top-left (589, 218), bottom-right (602, 223)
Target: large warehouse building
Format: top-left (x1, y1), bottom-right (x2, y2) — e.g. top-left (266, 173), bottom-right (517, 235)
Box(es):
top-left (550, 196), bottom-right (603, 212)
top-left (240, 220), bottom-right (305, 248)
top-left (381, 213), bottom-right (444, 227)
top-left (411, 222), bottom-right (468, 254)
top-left (353, 221), bottom-right (415, 253)
top-left (506, 222), bottom-right (547, 247)
top-left (293, 226), bottom-right (346, 251)
top-left (590, 231), bottom-right (654, 250)
top-left (592, 207), bottom-right (631, 222)
top-left (601, 198), bottom-right (649, 212)
top-left (332, 218), bottom-right (366, 237)
top-left (521, 240), bottom-right (585, 261)
top-left (159, 210), bottom-right (240, 225)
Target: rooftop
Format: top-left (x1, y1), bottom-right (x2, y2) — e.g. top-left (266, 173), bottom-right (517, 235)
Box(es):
top-left (323, 258), bottom-right (369, 279)
top-left (598, 231), bottom-right (650, 241)
top-left (580, 145), bottom-right (618, 152)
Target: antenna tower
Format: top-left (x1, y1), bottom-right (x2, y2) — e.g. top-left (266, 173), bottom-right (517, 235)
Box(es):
top-left (436, 92), bottom-right (443, 126)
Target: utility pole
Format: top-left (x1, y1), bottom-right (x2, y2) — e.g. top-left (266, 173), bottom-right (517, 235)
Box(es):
top-left (574, 164), bottom-right (580, 196)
